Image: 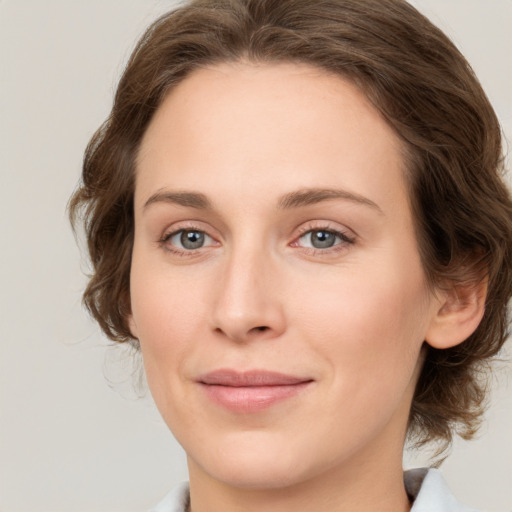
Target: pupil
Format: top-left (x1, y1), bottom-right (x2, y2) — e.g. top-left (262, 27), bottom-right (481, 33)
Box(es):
top-left (181, 230), bottom-right (204, 249)
top-left (312, 231), bottom-right (335, 248)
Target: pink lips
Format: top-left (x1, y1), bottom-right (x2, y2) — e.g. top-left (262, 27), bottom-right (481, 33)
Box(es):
top-left (198, 369), bottom-right (313, 413)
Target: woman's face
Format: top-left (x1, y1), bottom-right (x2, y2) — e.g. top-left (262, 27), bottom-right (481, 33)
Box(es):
top-left (130, 62), bottom-right (440, 489)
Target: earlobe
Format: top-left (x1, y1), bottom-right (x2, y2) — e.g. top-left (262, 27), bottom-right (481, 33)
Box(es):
top-left (425, 278), bottom-right (487, 350)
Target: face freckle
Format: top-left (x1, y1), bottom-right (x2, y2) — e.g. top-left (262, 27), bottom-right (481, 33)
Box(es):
top-left (129, 61), bottom-right (439, 491)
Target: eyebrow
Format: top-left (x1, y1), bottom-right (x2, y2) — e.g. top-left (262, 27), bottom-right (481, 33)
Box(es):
top-left (143, 191), bottom-right (212, 211)
top-left (277, 188), bottom-right (383, 214)
top-left (142, 187), bottom-right (382, 214)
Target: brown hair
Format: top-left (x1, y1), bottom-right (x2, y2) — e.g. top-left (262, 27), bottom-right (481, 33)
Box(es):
top-left (69, 0), bottom-right (512, 452)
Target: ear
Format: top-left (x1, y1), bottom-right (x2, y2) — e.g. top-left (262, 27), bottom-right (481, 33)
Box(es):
top-left (425, 278), bottom-right (487, 350)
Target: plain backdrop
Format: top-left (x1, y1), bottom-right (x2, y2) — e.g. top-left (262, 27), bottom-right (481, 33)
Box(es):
top-left (0, 1), bottom-right (511, 511)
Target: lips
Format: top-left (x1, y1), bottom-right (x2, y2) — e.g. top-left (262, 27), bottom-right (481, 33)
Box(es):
top-left (197, 369), bottom-right (313, 413)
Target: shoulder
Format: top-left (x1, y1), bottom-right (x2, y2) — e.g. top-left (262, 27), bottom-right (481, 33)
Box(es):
top-left (147, 481), bottom-right (190, 512)
top-left (406, 468), bottom-right (481, 512)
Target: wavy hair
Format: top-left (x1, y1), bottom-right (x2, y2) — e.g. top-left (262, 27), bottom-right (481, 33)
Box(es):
top-left (69, 0), bottom-right (512, 453)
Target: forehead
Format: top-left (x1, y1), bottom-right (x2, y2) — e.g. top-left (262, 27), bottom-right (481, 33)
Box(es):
top-left (135, 61), bottom-right (408, 216)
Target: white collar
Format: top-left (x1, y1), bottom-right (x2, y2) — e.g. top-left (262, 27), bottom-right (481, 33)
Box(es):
top-left (406, 468), bottom-right (480, 512)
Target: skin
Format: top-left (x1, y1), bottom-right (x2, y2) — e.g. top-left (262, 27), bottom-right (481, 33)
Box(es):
top-left (129, 62), bottom-right (482, 512)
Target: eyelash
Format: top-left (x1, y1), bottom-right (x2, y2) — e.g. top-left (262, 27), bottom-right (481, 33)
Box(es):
top-left (292, 224), bottom-right (356, 254)
top-left (159, 223), bottom-right (355, 257)
top-left (159, 224), bottom-right (217, 257)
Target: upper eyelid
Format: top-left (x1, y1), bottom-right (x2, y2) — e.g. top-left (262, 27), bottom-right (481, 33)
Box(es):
top-left (294, 229), bottom-right (354, 247)
top-left (294, 222), bottom-right (356, 239)
top-left (163, 227), bottom-right (216, 243)
top-left (161, 221), bottom-right (218, 238)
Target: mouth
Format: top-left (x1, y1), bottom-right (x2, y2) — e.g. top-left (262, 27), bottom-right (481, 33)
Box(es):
top-left (197, 369), bottom-right (314, 413)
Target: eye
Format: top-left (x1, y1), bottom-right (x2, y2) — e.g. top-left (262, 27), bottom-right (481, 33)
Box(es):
top-left (301, 230), bottom-right (337, 249)
top-left (165, 229), bottom-right (215, 250)
top-left (296, 228), bottom-right (354, 250)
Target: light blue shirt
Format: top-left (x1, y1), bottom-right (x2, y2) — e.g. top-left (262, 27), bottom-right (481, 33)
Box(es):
top-left (149, 468), bottom-right (479, 512)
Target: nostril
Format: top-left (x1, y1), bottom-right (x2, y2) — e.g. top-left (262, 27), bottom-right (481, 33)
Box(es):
top-left (254, 326), bottom-right (269, 332)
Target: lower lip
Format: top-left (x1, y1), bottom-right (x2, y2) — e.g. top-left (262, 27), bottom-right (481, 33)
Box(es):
top-left (200, 382), bottom-right (312, 413)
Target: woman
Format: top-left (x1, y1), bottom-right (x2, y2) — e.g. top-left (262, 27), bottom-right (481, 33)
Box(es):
top-left (69, 0), bottom-right (512, 510)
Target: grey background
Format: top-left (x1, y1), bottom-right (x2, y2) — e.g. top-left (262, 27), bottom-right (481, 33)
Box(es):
top-left (1, 1), bottom-right (511, 511)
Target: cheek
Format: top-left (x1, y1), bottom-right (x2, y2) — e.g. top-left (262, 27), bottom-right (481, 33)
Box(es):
top-left (290, 257), bottom-right (430, 383)
top-left (130, 240), bottom-right (209, 340)
top-left (129, 257), bottom-right (209, 396)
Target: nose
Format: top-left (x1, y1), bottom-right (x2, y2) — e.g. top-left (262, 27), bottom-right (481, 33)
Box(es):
top-left (210, 244), bottom-right (286, 343)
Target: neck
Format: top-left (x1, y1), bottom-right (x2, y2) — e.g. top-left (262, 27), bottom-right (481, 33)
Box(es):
top-left (187, 448), bottom-right (411, 512)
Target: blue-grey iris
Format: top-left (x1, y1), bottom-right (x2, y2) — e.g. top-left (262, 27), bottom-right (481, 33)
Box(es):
top-left (181, 230), bottom-right (205, 249)
top-left (311, 231), bottom-right (336, 248)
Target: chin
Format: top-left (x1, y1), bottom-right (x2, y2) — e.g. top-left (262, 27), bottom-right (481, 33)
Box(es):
top-left (187, 430), bottom-right (320, 490)
top-left (185, 426), bottom-right (348, 490)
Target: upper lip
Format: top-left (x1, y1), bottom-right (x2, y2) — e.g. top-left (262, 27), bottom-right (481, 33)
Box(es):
top-left (197, 369), bottom-right (312, 387)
